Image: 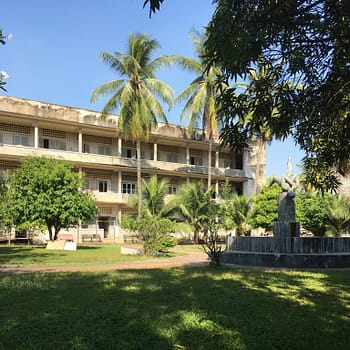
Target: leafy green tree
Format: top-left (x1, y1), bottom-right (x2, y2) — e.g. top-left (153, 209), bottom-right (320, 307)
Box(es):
top-left (91, 33), bottom-right (174, 217)
top-left (174, 31), bottom-right (228, 188)
top-left (248, 182), bottom-right (281, 231)
top-left (137, 216), bottom-right (176, 255)
top-left (3, 157), bottom-right (97, 241)
top-left (326, 195), bottom-right (350, 237)
top-left (176, 181), bottom-right (216, 243)
top-left (205, 0), bottom-right (350, 193)
top-left (221, 56), bottom-right (294, 194)
top-left (296, 192), bottom-right (331, 237)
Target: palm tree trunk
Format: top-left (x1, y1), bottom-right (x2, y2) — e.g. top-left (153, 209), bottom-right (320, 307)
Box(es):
top-left (208, 137), bottom-right (212, 190)
top-left (136, 139), bottom-right (142, 218)
top-left (253, 136), bottom-right (264, 195)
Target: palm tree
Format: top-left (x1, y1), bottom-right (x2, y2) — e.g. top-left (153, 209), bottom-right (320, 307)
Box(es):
top-left (230, 193), bottom-right (251, 236)
top-left (176, 181), bottom-right (216, 243)
top-left (140, 175), bottom-right (169, 217)
top-left (129, 175), bottom-right (174, 218)
top-left (174, 31), bottom-right (228, 190)
top-left (219, 180), bottom-right (251, 235)
top-left (91, 33), bottom-right (174, 217)
top-left (327, 195), bottom-right (350, 236)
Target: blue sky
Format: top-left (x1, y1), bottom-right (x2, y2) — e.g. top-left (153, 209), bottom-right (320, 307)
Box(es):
top-left (1, 0), bottom-right (304, 177)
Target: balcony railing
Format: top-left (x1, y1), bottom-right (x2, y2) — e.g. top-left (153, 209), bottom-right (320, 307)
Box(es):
top-left (0, 144), bottom-right (246, 179)
top-left (91, 191), bottom-right (130, 204)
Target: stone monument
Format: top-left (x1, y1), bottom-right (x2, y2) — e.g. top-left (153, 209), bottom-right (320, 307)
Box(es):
top-left (270, 158), bottom-right (300, 250)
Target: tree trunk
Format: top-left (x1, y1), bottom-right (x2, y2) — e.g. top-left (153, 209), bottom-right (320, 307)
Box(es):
top-left (54, 226), bottom-right (60, 241)
top-left (136, 139), bottom-right (142, 218)
top-left (253, 136), bottom-right (264, 195)
top-left (48, 226), bottom-right (53, 241)
top-left (193, 230), bottom-right (199, 244)
top-left (208, 137), bottom-right (212, 190)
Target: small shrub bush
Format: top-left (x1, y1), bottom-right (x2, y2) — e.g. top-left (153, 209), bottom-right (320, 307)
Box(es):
top-left (137, 217), bottom-right (177, 255)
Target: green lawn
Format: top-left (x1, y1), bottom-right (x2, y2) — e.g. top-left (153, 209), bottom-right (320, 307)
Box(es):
top-left (0, 245), bottom-right (153, 266)
top-left (0, 267), bottom-right (349, 349)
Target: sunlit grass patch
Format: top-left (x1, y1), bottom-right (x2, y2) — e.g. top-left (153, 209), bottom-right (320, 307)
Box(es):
top-left (0, 267), bottom-right (349, 349)
top-left (0, 244), bottom-right (152, 266)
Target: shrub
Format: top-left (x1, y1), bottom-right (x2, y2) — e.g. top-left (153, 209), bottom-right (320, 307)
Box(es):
top-left (296, 192), bottom-right (331, 236)
top-left (120, 214), bottom-right (139, 231)
top-left (137, 217), bottom-right (177, 255)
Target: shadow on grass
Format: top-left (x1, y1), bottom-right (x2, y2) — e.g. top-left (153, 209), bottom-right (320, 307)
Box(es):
top-left (0, 267), bottom-right (349, 349)
top-left (0, 245), bottom-right (100, 264)
top-left (0, 246), bottom-right (57, 265)
top-left (75, 245), bottom-right (100, 250)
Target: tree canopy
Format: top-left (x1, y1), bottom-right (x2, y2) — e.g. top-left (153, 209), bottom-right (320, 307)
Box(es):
top-left (2, 157), bottom-right (98, 240)
top-left (143, 0), bottom-right (350, 192)
top-left (248, 182), bottom-right (281, 231)
top-left (205, 0), bottom-right (350, 192)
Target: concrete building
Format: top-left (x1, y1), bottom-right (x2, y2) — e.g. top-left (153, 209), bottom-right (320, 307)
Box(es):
top-left (0, 96), bottom-right (265, 242)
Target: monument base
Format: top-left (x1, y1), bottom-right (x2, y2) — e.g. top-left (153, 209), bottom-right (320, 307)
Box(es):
top-left (221, 250), bottom-right (350, 268)
top-left (273, 221), bottom-right (300, 238)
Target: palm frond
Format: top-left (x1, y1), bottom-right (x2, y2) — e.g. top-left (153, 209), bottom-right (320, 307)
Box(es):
top-left (146, 55), bottom-right (174, 76)
top-left (90, 79), bottom-right (125, 104)
top-left (99, 51), bottom-right (127, 76)
top-left (144, 78), bottom-right (174, 108)
top-left (172, 55), bottom-right (203, 74)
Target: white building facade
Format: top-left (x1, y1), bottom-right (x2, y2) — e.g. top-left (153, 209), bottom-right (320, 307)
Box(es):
top-left (0, 96), bottom-right (265, 242)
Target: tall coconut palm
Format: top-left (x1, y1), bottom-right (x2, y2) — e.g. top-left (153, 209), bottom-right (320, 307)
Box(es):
top-left (175, 31), bottom-right (228, 189)
top-left (91, 33), bottom-right (174, 217)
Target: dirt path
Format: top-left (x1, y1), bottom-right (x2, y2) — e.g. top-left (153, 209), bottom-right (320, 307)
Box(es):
top-left (0, 249), bottom-right (209, 274)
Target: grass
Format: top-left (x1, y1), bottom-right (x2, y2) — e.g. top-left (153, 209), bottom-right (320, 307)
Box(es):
top-left (0, 245), bottom-right (154, 266)
top-left (0, 266), bottom-right (349, 349)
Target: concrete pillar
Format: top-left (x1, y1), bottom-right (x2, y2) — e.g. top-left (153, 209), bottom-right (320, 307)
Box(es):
top-left (215, 151), bottom-right (219, 168)
top-left (186, 145), bottom-right (190, 165)
top-left (153, 142), bottom-right (157, 161)
top-left (215, 179), bottom-right (219, 197)
top-left (117, 171), bottom-right (122, 193)
top-left (117, 137), bottom-right (122, 157)
top-left (78, 129), bottom-right (83, 153)
top-left (117, 207), bottom-right (122, 230)
top-left (34, 122), bottom-right (39, 148)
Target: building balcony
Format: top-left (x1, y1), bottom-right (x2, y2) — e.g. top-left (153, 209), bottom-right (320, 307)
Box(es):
top-left (0, 144), bottom-right (246, 179)
top-left (92, 191), bottom-right (130, 204)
